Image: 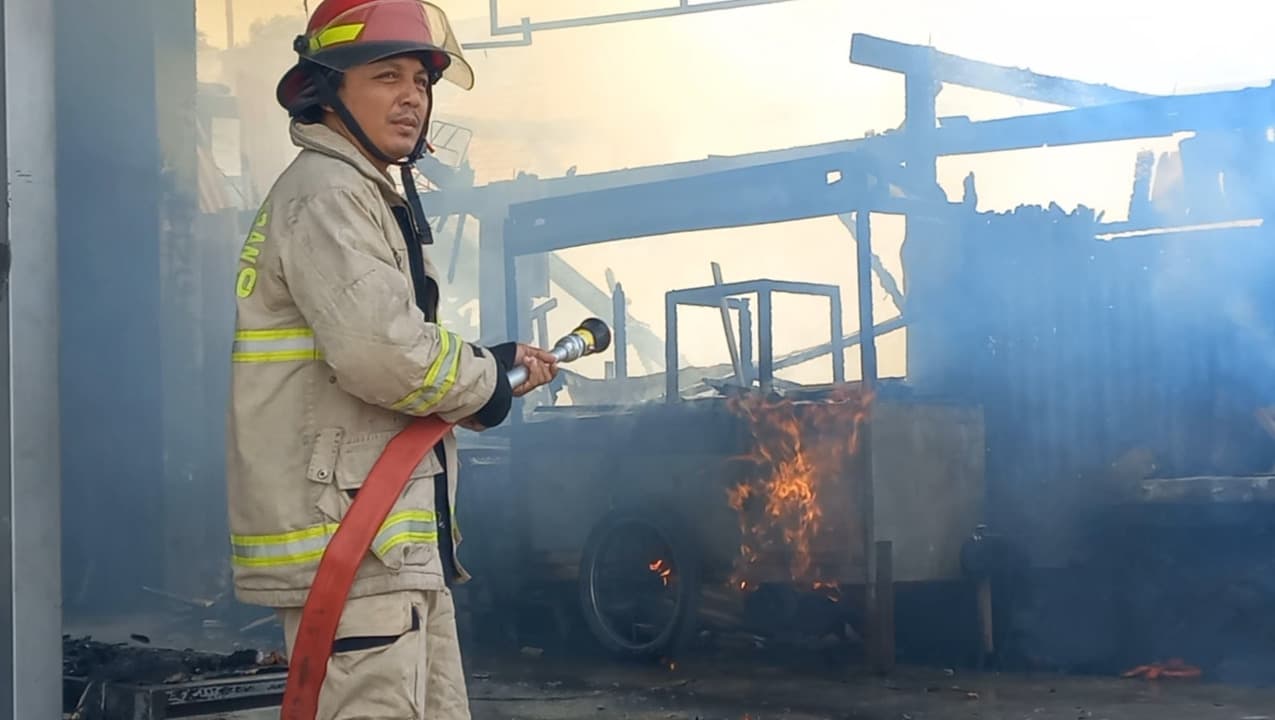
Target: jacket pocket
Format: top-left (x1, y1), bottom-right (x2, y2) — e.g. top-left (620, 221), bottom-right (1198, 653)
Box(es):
top-left (331, 592), bottom-right (417, 648)
top-left (308, 428), bottom-right (444, 573)
top-left (322, 593), bottom-right (424, 716)
top-left (332, 430), bottom-right (443, 491)
top-left (372, 462), bottom-right (442, 572)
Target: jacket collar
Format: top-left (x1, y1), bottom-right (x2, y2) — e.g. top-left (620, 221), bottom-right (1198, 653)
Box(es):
top-left (290, 121), bottom-right (405, 200)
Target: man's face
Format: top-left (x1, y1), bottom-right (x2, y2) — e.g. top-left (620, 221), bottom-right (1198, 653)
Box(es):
top-left (335, 55), bottom-right (432, 164)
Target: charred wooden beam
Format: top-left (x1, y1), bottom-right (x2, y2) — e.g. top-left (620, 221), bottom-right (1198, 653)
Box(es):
top-left (850, 33), bottom-right (1153, 108)
top-left (920, 84), bottom-right (1275, 156)
top-left (772, 316), bottom-right (905, 373)
top-left (505, 153), bottom-right (912, 254)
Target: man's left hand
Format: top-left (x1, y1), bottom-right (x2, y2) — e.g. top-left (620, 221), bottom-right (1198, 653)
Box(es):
top-left (457, 417), bottom-right (486, 432)
top-left (512, 343), bottom-right (559, 397)
top-left (457, 343), bottom-right (559, 432)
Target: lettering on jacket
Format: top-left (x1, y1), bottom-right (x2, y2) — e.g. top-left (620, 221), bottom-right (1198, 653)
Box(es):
top-left (236, 205), bottom-right (271, 298)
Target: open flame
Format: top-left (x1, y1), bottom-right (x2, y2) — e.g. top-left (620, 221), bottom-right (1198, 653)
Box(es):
top-left (725, 386), bottom-right (872, 590)
top-left (648, 557), bottom-right (672, 586)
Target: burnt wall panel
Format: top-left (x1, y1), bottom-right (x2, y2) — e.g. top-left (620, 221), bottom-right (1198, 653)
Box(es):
top-left (56, 0), bottom-right (166, 615)
top-left (906, 204), bottom-right (1275, 567)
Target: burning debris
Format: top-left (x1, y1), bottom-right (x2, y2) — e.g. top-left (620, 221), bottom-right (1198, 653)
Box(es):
top-left (1122, 659), bottom-right (1202, 681)
top-left (649, 557), bottom-right (673, 586)
top-left (725, 386), bottom-right (873, 590)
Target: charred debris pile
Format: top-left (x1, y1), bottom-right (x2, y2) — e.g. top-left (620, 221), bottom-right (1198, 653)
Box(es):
top-left (63, 635), bottom-right (285, 685)
top-left (63, 635), bottom-right (287, 719)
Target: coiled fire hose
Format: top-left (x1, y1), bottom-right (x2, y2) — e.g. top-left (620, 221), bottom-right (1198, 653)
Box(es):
top-left (281, 318), bottom-right (611, 720)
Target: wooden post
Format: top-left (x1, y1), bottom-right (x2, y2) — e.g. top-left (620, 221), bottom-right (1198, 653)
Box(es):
top-left (478, 212), bottom-right (508, 345)
top-left (223, 0), bottom-right (234, 47)
top-left (872, 540), bottom-right (895, 674)
top-left (976, 578), bottom-right (995, 669)
top-left (855, 209), bottom-right (883, 672)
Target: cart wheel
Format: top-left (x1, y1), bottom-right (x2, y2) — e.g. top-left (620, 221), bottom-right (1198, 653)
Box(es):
top-left (578, 507), bottom-right (701, 661)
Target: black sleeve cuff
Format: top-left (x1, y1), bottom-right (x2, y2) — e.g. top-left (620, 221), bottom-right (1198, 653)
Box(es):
top-left (486, 341), bottom-right (517, 370)
top-left (471, 343), bottom-right (515, 428)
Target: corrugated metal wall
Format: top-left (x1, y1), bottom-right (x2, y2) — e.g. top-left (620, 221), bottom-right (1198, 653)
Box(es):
top-left (906, 205), bottom-right (1275, 564)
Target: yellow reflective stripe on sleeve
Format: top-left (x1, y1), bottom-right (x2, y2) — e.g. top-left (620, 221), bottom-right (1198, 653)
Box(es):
top-left (392, 329), bottom-right (463, 414)
top-left (232, 328), bottom-right (323, 363)
top-left (309, 22), bottom-right (365, 52)
top-left (230, 509), bottom-right (438, 569)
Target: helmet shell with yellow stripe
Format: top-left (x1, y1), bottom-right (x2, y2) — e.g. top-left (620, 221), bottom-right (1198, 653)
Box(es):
top-left (276, 0), bottom-right (474, 115)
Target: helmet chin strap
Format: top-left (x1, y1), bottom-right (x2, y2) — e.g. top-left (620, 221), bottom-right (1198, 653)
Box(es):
top-left (397, 102), bottom-right (436, 247)
top-left (308, 63), bottom-right (438, 246)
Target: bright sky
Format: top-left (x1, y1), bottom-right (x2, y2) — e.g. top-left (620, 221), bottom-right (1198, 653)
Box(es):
top-left (196, 0), bottom-right (1275, 386)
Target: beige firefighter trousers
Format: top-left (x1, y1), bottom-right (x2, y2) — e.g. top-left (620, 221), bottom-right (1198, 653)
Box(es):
top-left (279, 588), bottom-right (470, 720)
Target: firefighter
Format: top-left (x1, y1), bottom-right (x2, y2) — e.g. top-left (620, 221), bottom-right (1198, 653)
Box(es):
top-left (225, 1), bottom-right (556, 717)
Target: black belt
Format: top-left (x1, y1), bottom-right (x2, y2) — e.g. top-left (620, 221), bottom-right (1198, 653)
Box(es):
top-left (331, 606), bottom-right (420, 654)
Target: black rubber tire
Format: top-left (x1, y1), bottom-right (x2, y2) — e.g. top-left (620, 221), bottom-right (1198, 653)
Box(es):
top-left (577, 506), bottom-right (701, 661)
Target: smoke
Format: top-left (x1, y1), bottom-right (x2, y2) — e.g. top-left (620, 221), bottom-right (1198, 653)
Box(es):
top-left (56, 0), bottom-right (1275, 686)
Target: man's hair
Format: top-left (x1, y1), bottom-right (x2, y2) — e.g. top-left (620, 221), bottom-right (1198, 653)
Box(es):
top-left (289, 64), bottom-right (345, 124)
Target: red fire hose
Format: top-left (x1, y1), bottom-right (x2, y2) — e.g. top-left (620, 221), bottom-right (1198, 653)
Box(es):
top-left (278, 319), bottom-right (609, 720)
top-left (280, 415), bottom-right (451, 720)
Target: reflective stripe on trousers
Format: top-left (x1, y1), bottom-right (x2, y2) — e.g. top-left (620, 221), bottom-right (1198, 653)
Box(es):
top-left (230, 510), bottom-right (438, 568)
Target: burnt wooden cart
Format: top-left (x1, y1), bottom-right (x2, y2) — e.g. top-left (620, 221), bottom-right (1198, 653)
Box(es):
top-left (456, 381), bottom-right (986, 662)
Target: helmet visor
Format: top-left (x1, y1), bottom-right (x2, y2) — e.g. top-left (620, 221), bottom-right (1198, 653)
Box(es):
top-left (303, 0), bottom-right (474, 90)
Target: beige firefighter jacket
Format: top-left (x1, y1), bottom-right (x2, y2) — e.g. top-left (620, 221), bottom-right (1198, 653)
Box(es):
top-left (225, 120), bottom-right (511, 608)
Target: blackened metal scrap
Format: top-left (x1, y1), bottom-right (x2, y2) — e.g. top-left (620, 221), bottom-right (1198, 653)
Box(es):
top-left (64, 674), bottom-right (290, 720)
top-left (159, 673), bottom-right (289, 706)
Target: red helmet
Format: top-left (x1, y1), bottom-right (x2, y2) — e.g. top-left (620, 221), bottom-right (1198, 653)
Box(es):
top-left (276, 0), bottom-right (474, 113)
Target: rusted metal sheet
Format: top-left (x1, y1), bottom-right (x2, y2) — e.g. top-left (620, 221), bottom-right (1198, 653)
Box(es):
top-left (1136, 475), bottom-right (1275, 504)
top-left (871, 400), bottom-right (985, 583)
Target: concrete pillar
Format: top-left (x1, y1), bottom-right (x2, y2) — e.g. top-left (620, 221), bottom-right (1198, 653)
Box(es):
top-left (2, 0), bottom-right (62, 715)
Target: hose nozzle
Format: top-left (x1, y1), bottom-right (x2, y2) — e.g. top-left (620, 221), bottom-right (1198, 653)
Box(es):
top-left (506, 317), bottom-right (612, 387)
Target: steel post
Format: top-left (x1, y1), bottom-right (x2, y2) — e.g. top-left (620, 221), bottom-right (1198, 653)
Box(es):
top-left (757, 290), bottom-right (773, 392)
top-left (612, 283), bottom-right (628, 379)
top-left (665, 294), bottom-right (679, 402)
top-left (738, 300), bottom-right (754, 386)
